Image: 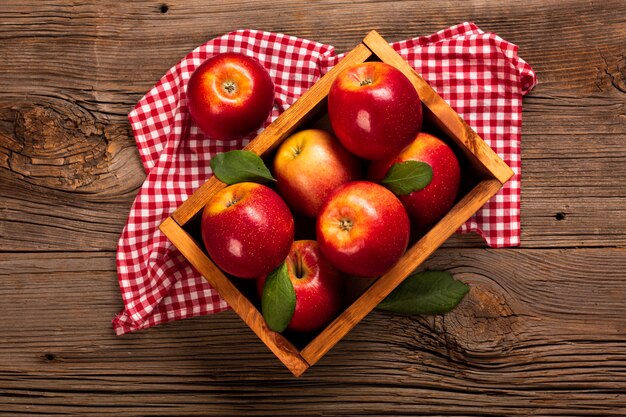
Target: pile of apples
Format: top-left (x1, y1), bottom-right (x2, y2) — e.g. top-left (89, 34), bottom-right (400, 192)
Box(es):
top-left (187, 52), bottom-right (461, 334)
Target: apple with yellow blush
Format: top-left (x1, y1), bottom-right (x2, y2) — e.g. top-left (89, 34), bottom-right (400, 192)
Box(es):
top-left (273, 129), bottom-right (361, 217)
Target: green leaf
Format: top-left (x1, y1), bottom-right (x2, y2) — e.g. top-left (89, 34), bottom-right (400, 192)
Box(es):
top-left (210, 150), bottom-right (275, 185)
top-left (261, 262), bottom-right (296, 333)
top-left (380, 161), bottom-right (433, 195)
top-left (377, 271), bottom-right (469, 315)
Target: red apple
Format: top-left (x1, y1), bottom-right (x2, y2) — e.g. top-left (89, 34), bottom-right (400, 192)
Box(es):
top-left (273, 129), bottom-right (362, 217)
top-left (369, 132), bottom-right (461, 231)
top-left (187, 52), bottom-right (275, 140)
top-left (327, 61), bottom-right (422, 160)
top-left (201, 182), bottom-right (294, 278)
top-left (316, 181), bottom-right (410, 278)
top-left (257, 240), bottom-right (344, 333)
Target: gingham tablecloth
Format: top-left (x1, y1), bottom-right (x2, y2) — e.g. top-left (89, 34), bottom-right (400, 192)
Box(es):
top-left (113, 22), bottom-right (537, 335)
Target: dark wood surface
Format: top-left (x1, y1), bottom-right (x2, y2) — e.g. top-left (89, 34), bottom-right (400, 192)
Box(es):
top-left (1, 0), bottom-right (625, 415)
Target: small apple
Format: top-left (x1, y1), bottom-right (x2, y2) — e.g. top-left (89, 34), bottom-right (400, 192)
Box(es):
top-left (316, 181), bottom-right (410, 278)
top-left (369, 132), bottom-right (461, 231)
top-left (201, 182), bottom-right (294, 278)
top-left (257, 240), bottom-right (344, 333)
top-left (328, 61), bottom-right (422, 160)
top-left (187, 52), bottom-right (275, 140)
top-left (273, 129), bottom-right (361, 217)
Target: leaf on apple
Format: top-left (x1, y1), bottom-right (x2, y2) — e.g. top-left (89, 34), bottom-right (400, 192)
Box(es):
top-left (261, 261), bottom-right (296, 333)
top-left (210, 150), bottom-right (276, 185)
top-left (377, 271), bottom-right (469, 315)
top-left (380, 161), bottom-right (433, 195)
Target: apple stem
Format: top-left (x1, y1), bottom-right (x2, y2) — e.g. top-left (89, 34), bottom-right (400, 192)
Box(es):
top-left (223, 80), bottom-right (237, 94)
top-left (291, 144), bottom-right (303, 158)
top-left (295, 252), bottom-right (305, 278)
top-left (225, 197), bottom-right (240, 208)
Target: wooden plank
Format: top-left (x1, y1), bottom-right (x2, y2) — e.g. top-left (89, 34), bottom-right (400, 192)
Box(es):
top-left (0, 176), bottom-right (138, 252)
top-left (1, 248), bottom-right (626, 415)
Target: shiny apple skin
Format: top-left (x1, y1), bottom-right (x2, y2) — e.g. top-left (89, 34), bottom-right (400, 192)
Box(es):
top-left (187, 52), bottom-right (275, 140)
top-left (316, 181), bottom-right (410, 278)
top-left (369, 132), bottom-right (461, 231)
top-left (257, 240), bottom-right (344, 333)
top-left (201, 182), bottom-right (294, 279)
top-left (273, 129), bottom-right (362, 217)
top-left (328, 62), bottom-right (422, 160)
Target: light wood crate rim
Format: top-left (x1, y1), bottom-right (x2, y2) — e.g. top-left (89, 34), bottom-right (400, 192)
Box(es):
top-left (159, 30), bottom-right (514, 377)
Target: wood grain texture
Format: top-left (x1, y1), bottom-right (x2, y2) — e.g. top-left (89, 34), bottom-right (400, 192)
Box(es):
top-left (1, 0), bottom-right (626, 414)
top-left (1, 248), bottom-right (626, 415)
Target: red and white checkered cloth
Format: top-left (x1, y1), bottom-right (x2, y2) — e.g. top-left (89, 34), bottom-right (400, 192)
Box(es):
top-left (113, 22), bottom-right (536, 335)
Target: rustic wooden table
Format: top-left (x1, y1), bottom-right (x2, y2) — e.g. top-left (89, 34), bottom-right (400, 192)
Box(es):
top-left (2, 1), bottom-right (625, 415)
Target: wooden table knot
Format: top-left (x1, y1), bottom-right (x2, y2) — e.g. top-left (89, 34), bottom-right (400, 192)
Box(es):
top-left (437, 281), bottom-right (520, 362)
top-left (1, 100), bottom-right (141, 193)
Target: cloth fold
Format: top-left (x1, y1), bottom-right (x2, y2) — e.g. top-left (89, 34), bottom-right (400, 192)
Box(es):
top-left (113, 23), bottom-right (537, 335)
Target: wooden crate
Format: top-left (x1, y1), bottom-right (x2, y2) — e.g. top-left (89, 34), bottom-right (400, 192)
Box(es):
top-left (159, 31), bottom-right (514, 377)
